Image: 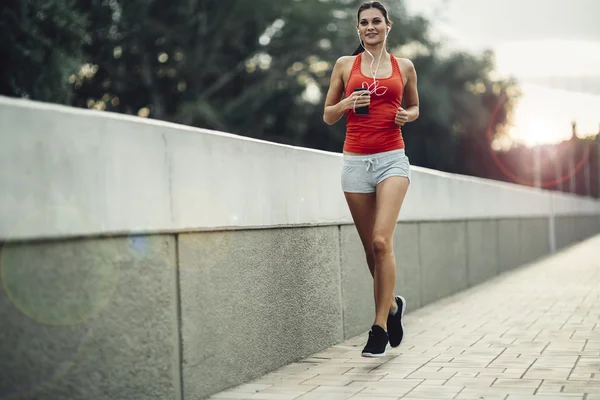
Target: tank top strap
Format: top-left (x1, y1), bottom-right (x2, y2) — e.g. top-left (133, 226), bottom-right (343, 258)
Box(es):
top-left (351, 53), bottom-right (362, 74)
top-left (390, 54), bottom-right (401, 76)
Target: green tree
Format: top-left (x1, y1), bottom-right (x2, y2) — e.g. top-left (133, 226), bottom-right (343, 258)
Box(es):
top-left (1, 0), bottom-right (520, 182)
top-left (0, 0), bottom-right (87, 103)
top-left (404, 48), bottom-right (520, 174)
top-left (69, 0), bottom-right (435, 146)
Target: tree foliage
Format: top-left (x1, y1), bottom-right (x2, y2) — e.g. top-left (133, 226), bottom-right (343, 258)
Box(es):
top-left (0, 0), bottom-right (87, 102)
top-left (1, 0), bottom-right (523, 180)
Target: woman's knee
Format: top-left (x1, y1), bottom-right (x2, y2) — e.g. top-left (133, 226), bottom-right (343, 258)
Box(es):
top-left (372, 235), bottom-right (392, 256)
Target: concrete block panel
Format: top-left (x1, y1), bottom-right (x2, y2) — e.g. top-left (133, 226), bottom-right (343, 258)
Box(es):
top-left (0, 235), bottom-right (179, 400)
top-left (466, 220), bottom-right (499, 287)
top-left (519, 218), bottom-right (551, 265)
top-left (339, 224), bottom-right (373, 339)
top-left (394, 223), bottom-right (421, 313)
top-left (555, 216), bottom-right (576, 250)
top-left (570, 216), bottom-right (586, 242)
top-left (419, 222), bottom-right (468, 307)
top-left (178, 227), bottom-right (343, 399)
top-left (498, 219), bottom-right (521, 272)
top-left (578, 215), bottom-right (600, 239)
top-left (0, 99), bottom-right (172, 242)
top-left (556, 214), bottom-right (599, 248)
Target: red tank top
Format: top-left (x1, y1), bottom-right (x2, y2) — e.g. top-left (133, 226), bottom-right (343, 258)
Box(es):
top-left (344, 53), bottom-right (405, 154)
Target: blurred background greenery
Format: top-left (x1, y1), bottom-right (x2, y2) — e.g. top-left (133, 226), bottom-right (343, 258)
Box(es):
top-left (1, 0), bottom-right (598, 197)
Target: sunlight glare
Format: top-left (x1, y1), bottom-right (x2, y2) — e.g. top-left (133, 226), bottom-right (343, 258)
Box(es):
top-left (506, 84), bottom-right (600, 147)
top-left (494, 40), bottom-right (600, 78)
top-left (509, 115), bottom-right (566, 147)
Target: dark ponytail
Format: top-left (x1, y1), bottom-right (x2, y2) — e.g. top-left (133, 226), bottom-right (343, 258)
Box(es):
top-left (352, 43), bottom-right (364, 56)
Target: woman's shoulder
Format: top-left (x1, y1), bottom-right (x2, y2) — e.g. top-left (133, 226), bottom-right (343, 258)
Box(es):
top-left (394, 56), bottom-right (417, 80)
top-left (394, 56), bottom-right (415, 70)
top-left (331, 56), bottom-right (359, 79)
top-left (334, 55), bottom-right (359, 67)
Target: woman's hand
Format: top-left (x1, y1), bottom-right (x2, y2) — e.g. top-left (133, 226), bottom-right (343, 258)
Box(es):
top-left (395, 107), bottom-right (409, 126)
top-left (345, 89), bottom-right (370, 111)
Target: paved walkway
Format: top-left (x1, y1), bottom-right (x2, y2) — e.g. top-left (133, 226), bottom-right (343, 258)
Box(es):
top-left (211, 235), bottom-right (600, 400)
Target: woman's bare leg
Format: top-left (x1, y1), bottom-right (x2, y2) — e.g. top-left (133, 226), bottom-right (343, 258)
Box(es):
top-left (343, 191), bottom-right (376, 274)
top-left (344, 188), bottom-right (404, 324)
top-left (372, 176), bottom-right (409, 330)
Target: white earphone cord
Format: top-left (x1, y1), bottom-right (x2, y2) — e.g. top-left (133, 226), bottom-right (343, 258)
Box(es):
top-left (353, 27), bottom-right (390, 112)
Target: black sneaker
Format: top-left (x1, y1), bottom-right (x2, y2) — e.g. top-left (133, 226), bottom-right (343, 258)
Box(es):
top-left (361, 325), bottom-right (389, 357)
top-left (387, 295), bottom-right (406, 348)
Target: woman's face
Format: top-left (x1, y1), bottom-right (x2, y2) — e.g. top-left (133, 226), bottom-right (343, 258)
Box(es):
top-left (357, 8), bottom-right (388, 45)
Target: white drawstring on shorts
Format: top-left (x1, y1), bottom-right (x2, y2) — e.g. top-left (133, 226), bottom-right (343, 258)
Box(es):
top-left (364, 158), bottom-right (378, 172)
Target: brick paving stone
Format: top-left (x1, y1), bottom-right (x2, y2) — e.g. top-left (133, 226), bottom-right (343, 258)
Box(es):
top-left (209, 235), bottom-right (600, 400)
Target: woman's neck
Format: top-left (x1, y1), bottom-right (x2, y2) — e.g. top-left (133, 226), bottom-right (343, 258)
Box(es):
top-left (362, 44), bottom-right (387, 61)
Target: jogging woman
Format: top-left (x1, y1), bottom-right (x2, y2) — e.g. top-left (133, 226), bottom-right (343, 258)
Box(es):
top-left (323, 1), bottom-right (420, 357)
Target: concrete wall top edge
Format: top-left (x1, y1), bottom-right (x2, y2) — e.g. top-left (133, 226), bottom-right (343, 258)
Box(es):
top-left (0, 95), bottom-right (339, 157)
top-left (1, 96), bottom-right (598, 240)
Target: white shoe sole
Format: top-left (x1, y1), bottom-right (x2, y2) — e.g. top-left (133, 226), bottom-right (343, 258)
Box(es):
top-left (361, 344), bottom-right (389, 358)
top-left (361, 351), bottom-right (387, 358)
top-left (360, 345), bottom-right (389, 358)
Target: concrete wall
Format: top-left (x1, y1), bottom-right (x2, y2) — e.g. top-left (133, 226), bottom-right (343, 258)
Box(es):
top-left (2, 96), bottom-right (599, 242)
top-left (1, 96), bottom-right (599, 400)
top-left (2, 218), bottom-right (599, 400)
top-left (0, 235), bottom-right (181, 400)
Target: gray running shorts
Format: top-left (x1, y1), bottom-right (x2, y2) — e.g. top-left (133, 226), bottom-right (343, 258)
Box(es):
top-left (341, 149), bottom-right (411, 193)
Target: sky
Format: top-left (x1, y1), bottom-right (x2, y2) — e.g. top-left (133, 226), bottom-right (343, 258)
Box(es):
top-left (404, 0), bottom-right (600, 146)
